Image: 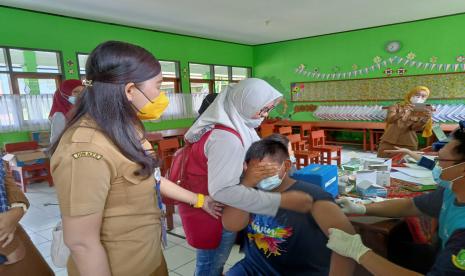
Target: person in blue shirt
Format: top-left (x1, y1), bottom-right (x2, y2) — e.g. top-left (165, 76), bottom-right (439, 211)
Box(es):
top-left (223, 137), bottom-right (356, 276)
top-left (333, 124), bottom-right (465, 276)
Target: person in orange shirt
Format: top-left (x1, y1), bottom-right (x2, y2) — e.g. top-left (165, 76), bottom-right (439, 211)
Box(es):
top-left (378, 86), bottom-right (433, 158)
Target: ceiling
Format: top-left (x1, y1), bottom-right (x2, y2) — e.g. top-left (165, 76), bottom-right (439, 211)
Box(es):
top-left (3, 0), bottom-right (465, 45)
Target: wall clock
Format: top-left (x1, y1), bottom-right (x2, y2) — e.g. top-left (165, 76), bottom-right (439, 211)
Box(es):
top-left (385, 41), bottom-right (401, 53)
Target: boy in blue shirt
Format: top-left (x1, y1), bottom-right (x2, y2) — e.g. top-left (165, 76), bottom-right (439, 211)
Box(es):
top-left (223, 138), bottom-right (356, 275)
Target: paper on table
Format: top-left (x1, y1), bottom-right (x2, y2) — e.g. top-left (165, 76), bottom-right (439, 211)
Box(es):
top-left (393, 167), bottom-right (433, 178)
top-left (391, 171), bottom-right (436, 186)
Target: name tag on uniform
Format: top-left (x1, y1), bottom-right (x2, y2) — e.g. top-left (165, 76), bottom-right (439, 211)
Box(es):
top-left (72, 151), bottom-right (103, 160)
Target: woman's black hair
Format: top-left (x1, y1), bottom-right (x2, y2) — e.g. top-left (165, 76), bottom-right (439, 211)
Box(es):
top-left (49, 41), bottom-right (161, 177)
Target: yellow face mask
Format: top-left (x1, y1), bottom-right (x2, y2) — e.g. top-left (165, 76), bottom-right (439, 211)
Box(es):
top-left (137, 91), bottom-right (169, 120)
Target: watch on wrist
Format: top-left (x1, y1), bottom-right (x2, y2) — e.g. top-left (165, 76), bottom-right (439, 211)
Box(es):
top-left (10, 202), bottom-right (28, 213)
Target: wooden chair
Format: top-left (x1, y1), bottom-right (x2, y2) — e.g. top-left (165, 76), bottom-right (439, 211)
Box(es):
top-left (309, 130), bottom-right (342, 166)
top-left (156, 138), bottom-right (181, 231)
top-left (299, 124), bottom-right (312, 146)
top-left (288, 134), bottom-right (320, 169)
top-left (278, 126), bottom-right (292, 136)
top-left (260, 124), bottom-right (275, 138)
top-left (4, 141), bottom-right (53, 192)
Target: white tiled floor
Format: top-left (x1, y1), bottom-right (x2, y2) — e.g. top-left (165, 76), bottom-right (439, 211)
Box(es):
top-left (21, 182), bottom-right (244, 276)
top-left (21, 146), bottom-right (374, 275)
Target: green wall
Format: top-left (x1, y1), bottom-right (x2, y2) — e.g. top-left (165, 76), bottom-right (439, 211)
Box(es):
top-left (0, 6), bottom-right (252, 146)
top-left (253, 13), bottom-right (465, 120)
top-left (2, 6), bottom-right (465, 147)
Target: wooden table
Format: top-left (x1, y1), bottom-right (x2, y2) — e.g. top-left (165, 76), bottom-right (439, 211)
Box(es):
top-left (146, 128), bottom-right (189, 143)
top-left (273, 120), bottom-right (458, 152)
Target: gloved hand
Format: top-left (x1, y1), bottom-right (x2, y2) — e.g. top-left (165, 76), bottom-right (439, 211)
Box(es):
top-left (335, 197), bottom-right (366, 215)
top-left (326, 228), bottom-right (371, 263)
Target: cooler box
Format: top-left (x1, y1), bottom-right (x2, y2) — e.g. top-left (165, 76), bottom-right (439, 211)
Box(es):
top-left (292, 164), bottom-right (339, 198)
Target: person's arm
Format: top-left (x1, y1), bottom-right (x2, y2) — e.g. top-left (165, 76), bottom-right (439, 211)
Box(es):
top-left (337, 197), bottom-right (421, 218)
top-left (0, 163), bottom-right (28, 248)
top-left (207, 131), bottom-right (312, 216)
top-left (63, 212), bottom-right (111, 276)
top-left (50, 112), bottom-right (66, 144)
top-left (386, 104), bottom-right (403, 124)
top-left (410, 109), bottom-right (432, 131)
top-left (312, 201), bottom-right (356, 276)
top-left (160, 177), bottom-right (222, 219)
top-left (383, 147), bottom-right (422, 161)
top-left (327, 228), bottom-right (422, 276)
top-left (4, 162), bottom-right (29, 208)
top-left (222, 205), bottom-right (250, 232)
top-left (51, 141), bottom-right (114, 276)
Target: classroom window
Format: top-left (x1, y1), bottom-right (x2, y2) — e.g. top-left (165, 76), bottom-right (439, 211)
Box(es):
top-left (77, 53), bottom-right (88, 79)
top-left (189, 63), bottom-right (250, 93)
top-left (232, 67), bottom-right (250, 81)
top-left (160, 60), bottom-right (181, 93)
top-left (0, 46), bottom-right (63, 132)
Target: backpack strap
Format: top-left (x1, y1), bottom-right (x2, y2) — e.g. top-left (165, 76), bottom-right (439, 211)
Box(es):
top-left (213, 125), bottom-right (244, 146)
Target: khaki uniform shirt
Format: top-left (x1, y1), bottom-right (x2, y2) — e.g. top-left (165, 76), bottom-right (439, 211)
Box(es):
top-left (380, 103), bottom-right (430, 148)
top-left (51, 118), bottom-right (166, 276)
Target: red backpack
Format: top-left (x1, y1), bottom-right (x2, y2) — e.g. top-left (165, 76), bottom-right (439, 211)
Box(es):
top-left (166, 125), bottom-right (242, 249)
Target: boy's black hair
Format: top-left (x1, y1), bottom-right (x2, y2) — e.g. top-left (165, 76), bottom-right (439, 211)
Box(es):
top-left (452, 121), bottom-right (465, 160)
top-left (264, 133), bottom-right (290, 149)
top-left (245, 139), bottom-right (290, 164)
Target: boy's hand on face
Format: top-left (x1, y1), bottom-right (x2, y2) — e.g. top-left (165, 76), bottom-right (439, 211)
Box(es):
top-left (242, 160), bottom-right (279, 187)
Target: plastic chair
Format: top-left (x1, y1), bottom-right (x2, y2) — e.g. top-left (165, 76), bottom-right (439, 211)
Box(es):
top-left (4, 141), bottom-right (53, 192)
top-left (310, 130), bottom-right (342, 166)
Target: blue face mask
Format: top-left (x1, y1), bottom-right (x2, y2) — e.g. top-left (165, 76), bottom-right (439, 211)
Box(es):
top-left (257, 163), bottom-right (286, 191)
top-left (67, 96), bottom-right (77, 105)
top-left (257, 174), bottom-right (283, 191)
top-left (432, 165), bottom-right (452, 189)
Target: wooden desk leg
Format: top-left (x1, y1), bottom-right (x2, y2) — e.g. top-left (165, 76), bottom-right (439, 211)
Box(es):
top-left (369, 130), bottom-right (374, 152)
top-left (363, 129), bottom-right (367, 151)
top-left (326, 151), bottom-right (332, 165)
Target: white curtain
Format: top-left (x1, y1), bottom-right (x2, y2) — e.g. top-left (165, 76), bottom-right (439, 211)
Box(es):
top-left (158, 92), bottom-right (209, 120)
top-left (0, 94), bottom-right (52, 132)
top-left (0, 93), bottom-right (210, 132)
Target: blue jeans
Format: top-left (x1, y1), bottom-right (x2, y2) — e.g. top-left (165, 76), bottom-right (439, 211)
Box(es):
top-left (195, 229), bottom-right (237, 276)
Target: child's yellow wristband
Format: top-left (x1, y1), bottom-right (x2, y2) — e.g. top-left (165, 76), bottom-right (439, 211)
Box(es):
top-left (194, 194), bottom-right (205, 208)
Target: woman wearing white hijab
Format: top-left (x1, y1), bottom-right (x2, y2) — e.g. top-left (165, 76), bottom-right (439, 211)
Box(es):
top-left (182, 78), bottom-right (314, 276)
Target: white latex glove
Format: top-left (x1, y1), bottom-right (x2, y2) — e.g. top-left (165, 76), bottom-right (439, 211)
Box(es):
top-left (327, 228), bottom-right (371, 263)
top-left (335, 197), bottom-right (366, 214)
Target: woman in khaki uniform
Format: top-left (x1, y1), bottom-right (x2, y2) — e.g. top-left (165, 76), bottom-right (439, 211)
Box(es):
top-left (377, 86), bottom-right (433, 158)
top-left (49, 41), bottom-right (221, 276)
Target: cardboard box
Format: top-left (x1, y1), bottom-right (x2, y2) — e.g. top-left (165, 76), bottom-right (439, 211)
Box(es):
top-left (363, 158), bottom-right (392, 171)
top-left (356, 170), bottom-right (387, 197)
top-left (2, 149), bottom-right (47, 167)
top-left (367, 164), bottom-right (391, 187)
top-left (292, 164), bottom-right (339, 198)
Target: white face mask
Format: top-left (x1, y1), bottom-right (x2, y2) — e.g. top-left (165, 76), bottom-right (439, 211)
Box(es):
top-left (410, 96), bottom-right (425, 104)
top-left (67, 96), bottom-right (77, 105)
top-left (245, 118), bottom-right (264, 128)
